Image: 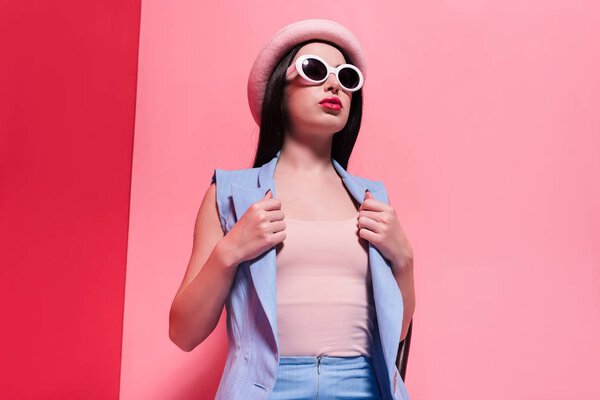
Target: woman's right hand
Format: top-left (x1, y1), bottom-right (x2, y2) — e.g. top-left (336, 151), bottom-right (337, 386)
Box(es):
top-left (224, 189), bottom-right (286, 264)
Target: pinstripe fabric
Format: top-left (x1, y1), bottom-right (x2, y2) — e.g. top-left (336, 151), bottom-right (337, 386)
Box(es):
top-left (210, 150), bottom-right (410, 400)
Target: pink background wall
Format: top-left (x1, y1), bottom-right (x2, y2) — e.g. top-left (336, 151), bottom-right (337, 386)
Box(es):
top-left (123, 1), bottom-right (600, 399)
top-left (1, 1), bottom-right (140, 398)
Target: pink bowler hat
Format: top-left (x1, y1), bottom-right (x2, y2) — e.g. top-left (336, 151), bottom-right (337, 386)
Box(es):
top-left (247, 18), bottom-right (367, 126)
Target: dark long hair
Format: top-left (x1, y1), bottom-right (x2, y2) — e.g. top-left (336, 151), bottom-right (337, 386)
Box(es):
top-left (251, 39), bottom-right (364, 170)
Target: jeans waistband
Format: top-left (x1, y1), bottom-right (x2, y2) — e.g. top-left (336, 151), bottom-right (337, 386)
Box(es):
top-left (278, 354), bottom-right (374, 366)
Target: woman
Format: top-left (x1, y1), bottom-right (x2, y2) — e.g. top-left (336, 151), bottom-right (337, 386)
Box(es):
top-left (169, 19), bottom-right (416, 400)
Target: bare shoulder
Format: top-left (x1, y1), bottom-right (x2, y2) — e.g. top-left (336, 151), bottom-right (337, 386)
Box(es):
top-left (194, 183), bottom-right (224, 253)
top-left (175, 182), bottom-right (224, 295)
top-left (194, 182), bottom-right (222, 243)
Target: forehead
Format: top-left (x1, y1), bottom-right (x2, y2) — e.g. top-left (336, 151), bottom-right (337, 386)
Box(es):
top-left (292, 42), bottom-right (347, 67)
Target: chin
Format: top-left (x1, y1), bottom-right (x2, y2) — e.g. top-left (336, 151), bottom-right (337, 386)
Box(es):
top-left (290, 113), bottom-right (348, 133)
top-left (324, 115), bottom-right (349, 129)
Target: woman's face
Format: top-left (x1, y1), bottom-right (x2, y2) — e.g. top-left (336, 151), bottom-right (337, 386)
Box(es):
top-left (283, 42), bottom-right (353, 136)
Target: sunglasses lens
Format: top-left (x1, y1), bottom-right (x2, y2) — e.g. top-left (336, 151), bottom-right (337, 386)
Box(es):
top-left (338, 67), bottom-right (361, 90)
top-left (298, 57), bottom-right (362, 90)
top-left (301, 58), bottom-right (327, 82)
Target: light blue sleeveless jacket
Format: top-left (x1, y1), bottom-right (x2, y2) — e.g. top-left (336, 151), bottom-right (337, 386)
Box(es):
top-left (210, 150), bottom-right (410, 400)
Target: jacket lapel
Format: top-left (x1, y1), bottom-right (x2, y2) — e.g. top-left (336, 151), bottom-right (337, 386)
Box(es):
top-left (230, 150), bottom-right (403, 378)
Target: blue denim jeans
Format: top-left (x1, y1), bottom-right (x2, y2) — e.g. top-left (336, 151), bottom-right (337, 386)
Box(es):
top-left (269, 355), bottom-right (382, 399)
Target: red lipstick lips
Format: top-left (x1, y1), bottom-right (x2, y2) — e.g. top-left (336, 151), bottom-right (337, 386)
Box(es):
top-left (319, 97), bottom-right (342, 110)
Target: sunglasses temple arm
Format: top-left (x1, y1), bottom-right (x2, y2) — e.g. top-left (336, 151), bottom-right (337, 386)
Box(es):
top-left (285, 64), bottom-right (297, 78)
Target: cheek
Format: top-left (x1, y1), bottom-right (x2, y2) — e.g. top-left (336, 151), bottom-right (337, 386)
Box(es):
top-left (344, 94), bottom-right (352, 110)
top-left (286, 92), bottom-right (314, 119)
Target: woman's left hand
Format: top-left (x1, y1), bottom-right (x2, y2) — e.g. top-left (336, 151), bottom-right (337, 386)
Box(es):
top-left (357, 190), bottom-right (414, 272)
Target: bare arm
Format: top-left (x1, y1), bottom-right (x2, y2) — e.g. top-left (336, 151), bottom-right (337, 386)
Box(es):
top-left (391, 261), bottom-right (415, 342)
top-left (169, 182), bottom-right (241, 352)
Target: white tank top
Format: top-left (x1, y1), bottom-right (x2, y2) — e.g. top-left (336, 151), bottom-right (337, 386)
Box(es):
top-left (275, 216), bottom-right (376, 357)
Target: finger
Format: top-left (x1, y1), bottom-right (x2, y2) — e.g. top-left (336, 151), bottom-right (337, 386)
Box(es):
top-left (262, 197), bottom-right (283, 211)
top-left (358, 209), bottom-right (385, 223)
top-left (358, 226), bottom-right (379, 243)
top-left (268, 219), bottom-right (286, 234)
top-left (360, 192), bottom-right (386, 212)
top-left (358, 215), bottom-right (382, 234)
top-left (360, 198), bottom-right (385, 212)
top-left (265, 209), bottom-right (285, 222)
top-left (361, 190), bottom-right (373, 209)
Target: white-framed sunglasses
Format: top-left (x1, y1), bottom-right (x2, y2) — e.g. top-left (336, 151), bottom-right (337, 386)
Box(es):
top-left (285, 54), bottom-right (364, 92)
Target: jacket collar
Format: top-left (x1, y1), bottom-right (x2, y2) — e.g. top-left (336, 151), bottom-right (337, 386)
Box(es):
top-left (231, 149), bottom-right (386, 224)
top-left (259, 149), bottom-right (382, 204)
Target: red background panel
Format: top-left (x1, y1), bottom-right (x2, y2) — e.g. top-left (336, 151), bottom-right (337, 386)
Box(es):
top-left (0, 1), bottom-right (140, 398)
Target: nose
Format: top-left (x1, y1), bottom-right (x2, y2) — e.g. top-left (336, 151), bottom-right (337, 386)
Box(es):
top-left (323, 72), bottom-right (341, 93)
